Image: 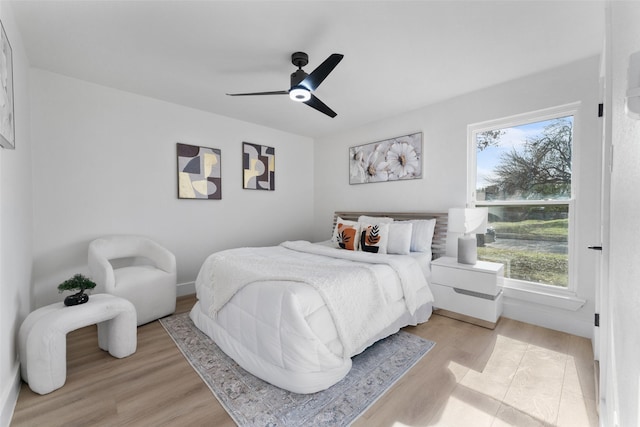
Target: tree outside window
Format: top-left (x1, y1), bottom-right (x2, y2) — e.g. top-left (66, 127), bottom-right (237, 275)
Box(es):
top-left (474, 115), bottom-right (573, 288)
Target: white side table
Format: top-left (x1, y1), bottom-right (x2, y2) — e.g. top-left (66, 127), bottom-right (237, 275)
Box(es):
top-left (430, 256), bottom-right (504, 329)
top-left (19, 293), bottom-right (137, 394)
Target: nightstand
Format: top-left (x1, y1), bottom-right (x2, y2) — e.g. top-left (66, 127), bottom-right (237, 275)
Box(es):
top-left (430, 256), bottom-right (504, 329)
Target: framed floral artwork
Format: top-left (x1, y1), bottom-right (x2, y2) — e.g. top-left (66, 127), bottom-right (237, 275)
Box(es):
top-left (349, 132), bottom-right (422, 184)
top-left (177, 143), bottom-right (222, 199)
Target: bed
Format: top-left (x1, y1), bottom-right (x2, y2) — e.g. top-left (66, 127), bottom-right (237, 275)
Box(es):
top-left (189, 211), bottom-right (448, 394)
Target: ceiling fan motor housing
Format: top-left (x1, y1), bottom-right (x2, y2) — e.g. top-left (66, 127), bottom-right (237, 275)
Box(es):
top-left (290, 52), bottom-right (310, 87)
top-left (291, 51), bottom-right (309, 68)
top-left (290, 69), bottom-right (309, 87)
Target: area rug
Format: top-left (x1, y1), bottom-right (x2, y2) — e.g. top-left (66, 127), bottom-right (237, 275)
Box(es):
top-left (160, 312), bottom-right (435, 426)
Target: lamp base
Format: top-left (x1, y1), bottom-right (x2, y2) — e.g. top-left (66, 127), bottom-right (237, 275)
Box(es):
top-left (458, 235), bottom-right (478, 265)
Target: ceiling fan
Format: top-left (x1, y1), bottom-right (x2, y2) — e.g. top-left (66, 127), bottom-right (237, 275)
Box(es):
top-left (226, 52), bottom-right (344, 118)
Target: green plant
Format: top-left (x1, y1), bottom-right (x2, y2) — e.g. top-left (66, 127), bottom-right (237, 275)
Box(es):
top-left (57, 274), bottom-right (97, 294)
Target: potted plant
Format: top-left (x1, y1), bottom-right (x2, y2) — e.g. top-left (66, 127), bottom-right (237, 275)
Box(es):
top-left (58, 274), bottom-right (97, 306)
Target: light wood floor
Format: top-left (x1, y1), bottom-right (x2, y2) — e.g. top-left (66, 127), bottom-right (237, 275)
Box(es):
top-left (11, 295), bottom-right (598, 427)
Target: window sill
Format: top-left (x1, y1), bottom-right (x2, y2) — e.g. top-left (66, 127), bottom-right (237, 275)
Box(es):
top-left (502, 284), bottom-right (586, 311)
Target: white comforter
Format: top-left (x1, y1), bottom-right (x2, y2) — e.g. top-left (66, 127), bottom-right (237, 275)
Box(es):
top-left (190, 240), bottom-right (434, 393)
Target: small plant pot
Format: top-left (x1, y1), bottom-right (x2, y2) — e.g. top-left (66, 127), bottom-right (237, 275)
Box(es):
top-left (64, 291), bottom-right (89, 306)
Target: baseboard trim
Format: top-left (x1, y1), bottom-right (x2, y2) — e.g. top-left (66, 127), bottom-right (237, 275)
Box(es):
top-left (502, 297), bottom-right (592, 338)
top-left (1, 364), bottom-right (21, 427)
top-left (177, 281), bottom-right (195, 297)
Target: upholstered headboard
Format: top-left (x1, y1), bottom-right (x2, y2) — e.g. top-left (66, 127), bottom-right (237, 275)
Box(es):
top-left (332, 211), bottom-right (448, 259)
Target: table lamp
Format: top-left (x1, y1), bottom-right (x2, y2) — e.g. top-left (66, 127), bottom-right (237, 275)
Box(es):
top-left (448, 207), bottom-right (488, 265)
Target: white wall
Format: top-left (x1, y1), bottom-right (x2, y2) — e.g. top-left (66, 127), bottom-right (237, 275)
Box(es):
top-left (0, 2), bottom-right (32, 426)
top-left (604, 2), bottom-right (640, 425)
top-left (29, 69), bottom-right (315, 307)
top-left (313, 56), bottom-right (601, 338)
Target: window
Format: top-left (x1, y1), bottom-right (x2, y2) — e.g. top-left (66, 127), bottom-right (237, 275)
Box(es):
top-left (469, 106), bottom-right (576, 291)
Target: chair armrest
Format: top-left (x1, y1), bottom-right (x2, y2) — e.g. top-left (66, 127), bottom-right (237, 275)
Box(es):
top-left (141, 240), bottom-right (176, 274)
top-left (88, 243), bottom-right (116, 291)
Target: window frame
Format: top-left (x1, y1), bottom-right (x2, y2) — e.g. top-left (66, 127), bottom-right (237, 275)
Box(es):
top-left (467, 103), bottom-right (582, 304)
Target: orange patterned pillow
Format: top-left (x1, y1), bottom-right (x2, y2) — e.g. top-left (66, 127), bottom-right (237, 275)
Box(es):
top-left (336, 222), bottom-right (359, 251)
top-left (359, 222), bottom-right (390, 253)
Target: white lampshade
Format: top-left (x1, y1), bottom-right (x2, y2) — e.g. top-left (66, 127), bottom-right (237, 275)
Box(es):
top-left (448, 207), bottom-right (488, 265)
top-left (448, 208), bottom-right (488, 235)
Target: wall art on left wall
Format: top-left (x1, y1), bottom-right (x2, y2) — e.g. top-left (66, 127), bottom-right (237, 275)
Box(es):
top-left (243, 142), bottom-right (275, 191)
top-left (177, 143), bottom-right (222, 199)
top-left (0, 19), bottom-right (14, 149)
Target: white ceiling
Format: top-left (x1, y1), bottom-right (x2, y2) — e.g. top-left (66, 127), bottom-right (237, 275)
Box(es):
top-left (11, 0), bottom-right (605, 139)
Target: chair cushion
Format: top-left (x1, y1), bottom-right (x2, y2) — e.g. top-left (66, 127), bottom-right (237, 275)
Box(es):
top-left (113, 265), bottom-right (176, 325)
top-left (113, 265), bottom-right (171, 287)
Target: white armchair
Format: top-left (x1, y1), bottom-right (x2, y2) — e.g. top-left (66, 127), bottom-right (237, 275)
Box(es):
top-left (88, 235), bottom-right (176, 326)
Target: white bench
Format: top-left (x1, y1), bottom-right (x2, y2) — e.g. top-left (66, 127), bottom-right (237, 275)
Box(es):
top-left (19, 293), bottom-right (137, 395)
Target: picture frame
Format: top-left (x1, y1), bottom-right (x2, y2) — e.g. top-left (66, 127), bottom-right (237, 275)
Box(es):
top-left (243, 142), bottom-right (275, 191)
top-left (349, 132), bottom-right (422, 184)
top-left (0, 19), bottom-right (14, 149)
top-left (177, 143), bottom-right (222, 199)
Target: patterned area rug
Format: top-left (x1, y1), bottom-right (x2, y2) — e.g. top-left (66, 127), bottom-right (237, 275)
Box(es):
top-left (160, 312), bottom-right (435, 426)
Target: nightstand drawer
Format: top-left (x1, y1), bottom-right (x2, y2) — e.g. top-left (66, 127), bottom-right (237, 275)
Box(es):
top-left (431, 282), bottom-right (503, 326)
top-left (431, 257), bottom-right (504, 296)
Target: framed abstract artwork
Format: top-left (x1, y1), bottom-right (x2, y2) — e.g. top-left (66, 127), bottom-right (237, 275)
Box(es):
top-left (177, 143), bottom-right (222, 199)
top-left (0, 19), bottom-right (14, 149)
top-left (349, 132), bottom-right (423, 184)
top-left (243, 142), bottom-right (275, 191)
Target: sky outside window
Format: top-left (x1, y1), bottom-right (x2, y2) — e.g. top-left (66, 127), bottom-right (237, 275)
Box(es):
top-left (476, 116), bottom-right (574, 194)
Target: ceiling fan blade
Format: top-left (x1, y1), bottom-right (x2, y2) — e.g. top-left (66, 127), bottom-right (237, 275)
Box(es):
top-left (226, 90), bottom-right (288, 96)
top-left (299, 54), bottom-right (344, 91)
top-left (304, 94), bottom-right (337, 118)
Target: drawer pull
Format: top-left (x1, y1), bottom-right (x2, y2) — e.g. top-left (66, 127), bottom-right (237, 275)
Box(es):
top-left (453, 288), bottom-right (502, 301)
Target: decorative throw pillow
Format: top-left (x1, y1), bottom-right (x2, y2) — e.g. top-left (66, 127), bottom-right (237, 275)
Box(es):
top-left (359, 222), bottom-right (390, 254)
top-left (331, 217), bottom-right (352, 241)
top-left (387, 222), bottom-right (413, 255)
top-left (332, 218), bottom-right (360, 251)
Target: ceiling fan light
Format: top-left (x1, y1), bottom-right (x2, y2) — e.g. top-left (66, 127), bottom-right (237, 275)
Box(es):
top-left (289, 86), bottom-right (311, 102)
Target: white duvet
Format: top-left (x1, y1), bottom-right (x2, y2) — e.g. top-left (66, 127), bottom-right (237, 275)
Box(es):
top-left (190, 240), bottom-right (434, 393)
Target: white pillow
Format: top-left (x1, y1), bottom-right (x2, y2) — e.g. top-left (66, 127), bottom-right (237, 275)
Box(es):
top-left (399, 219), bottom-right (437, 252)
top-left (332, 217), bottom-right (361, 251)
top-left (358, 215), bottom-right (394, 224)
top-left (359, 222), bottom-right (390, 254)
top-left (387, 222), bottom-right (413, 255)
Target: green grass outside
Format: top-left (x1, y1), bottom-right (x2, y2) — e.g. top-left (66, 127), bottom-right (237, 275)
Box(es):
top-left (489, 218), bottom-right (568, 240)
top-left (480, 218), bottom-right (569, 287)
top-left (478, 247), bottom-right (568, 287)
